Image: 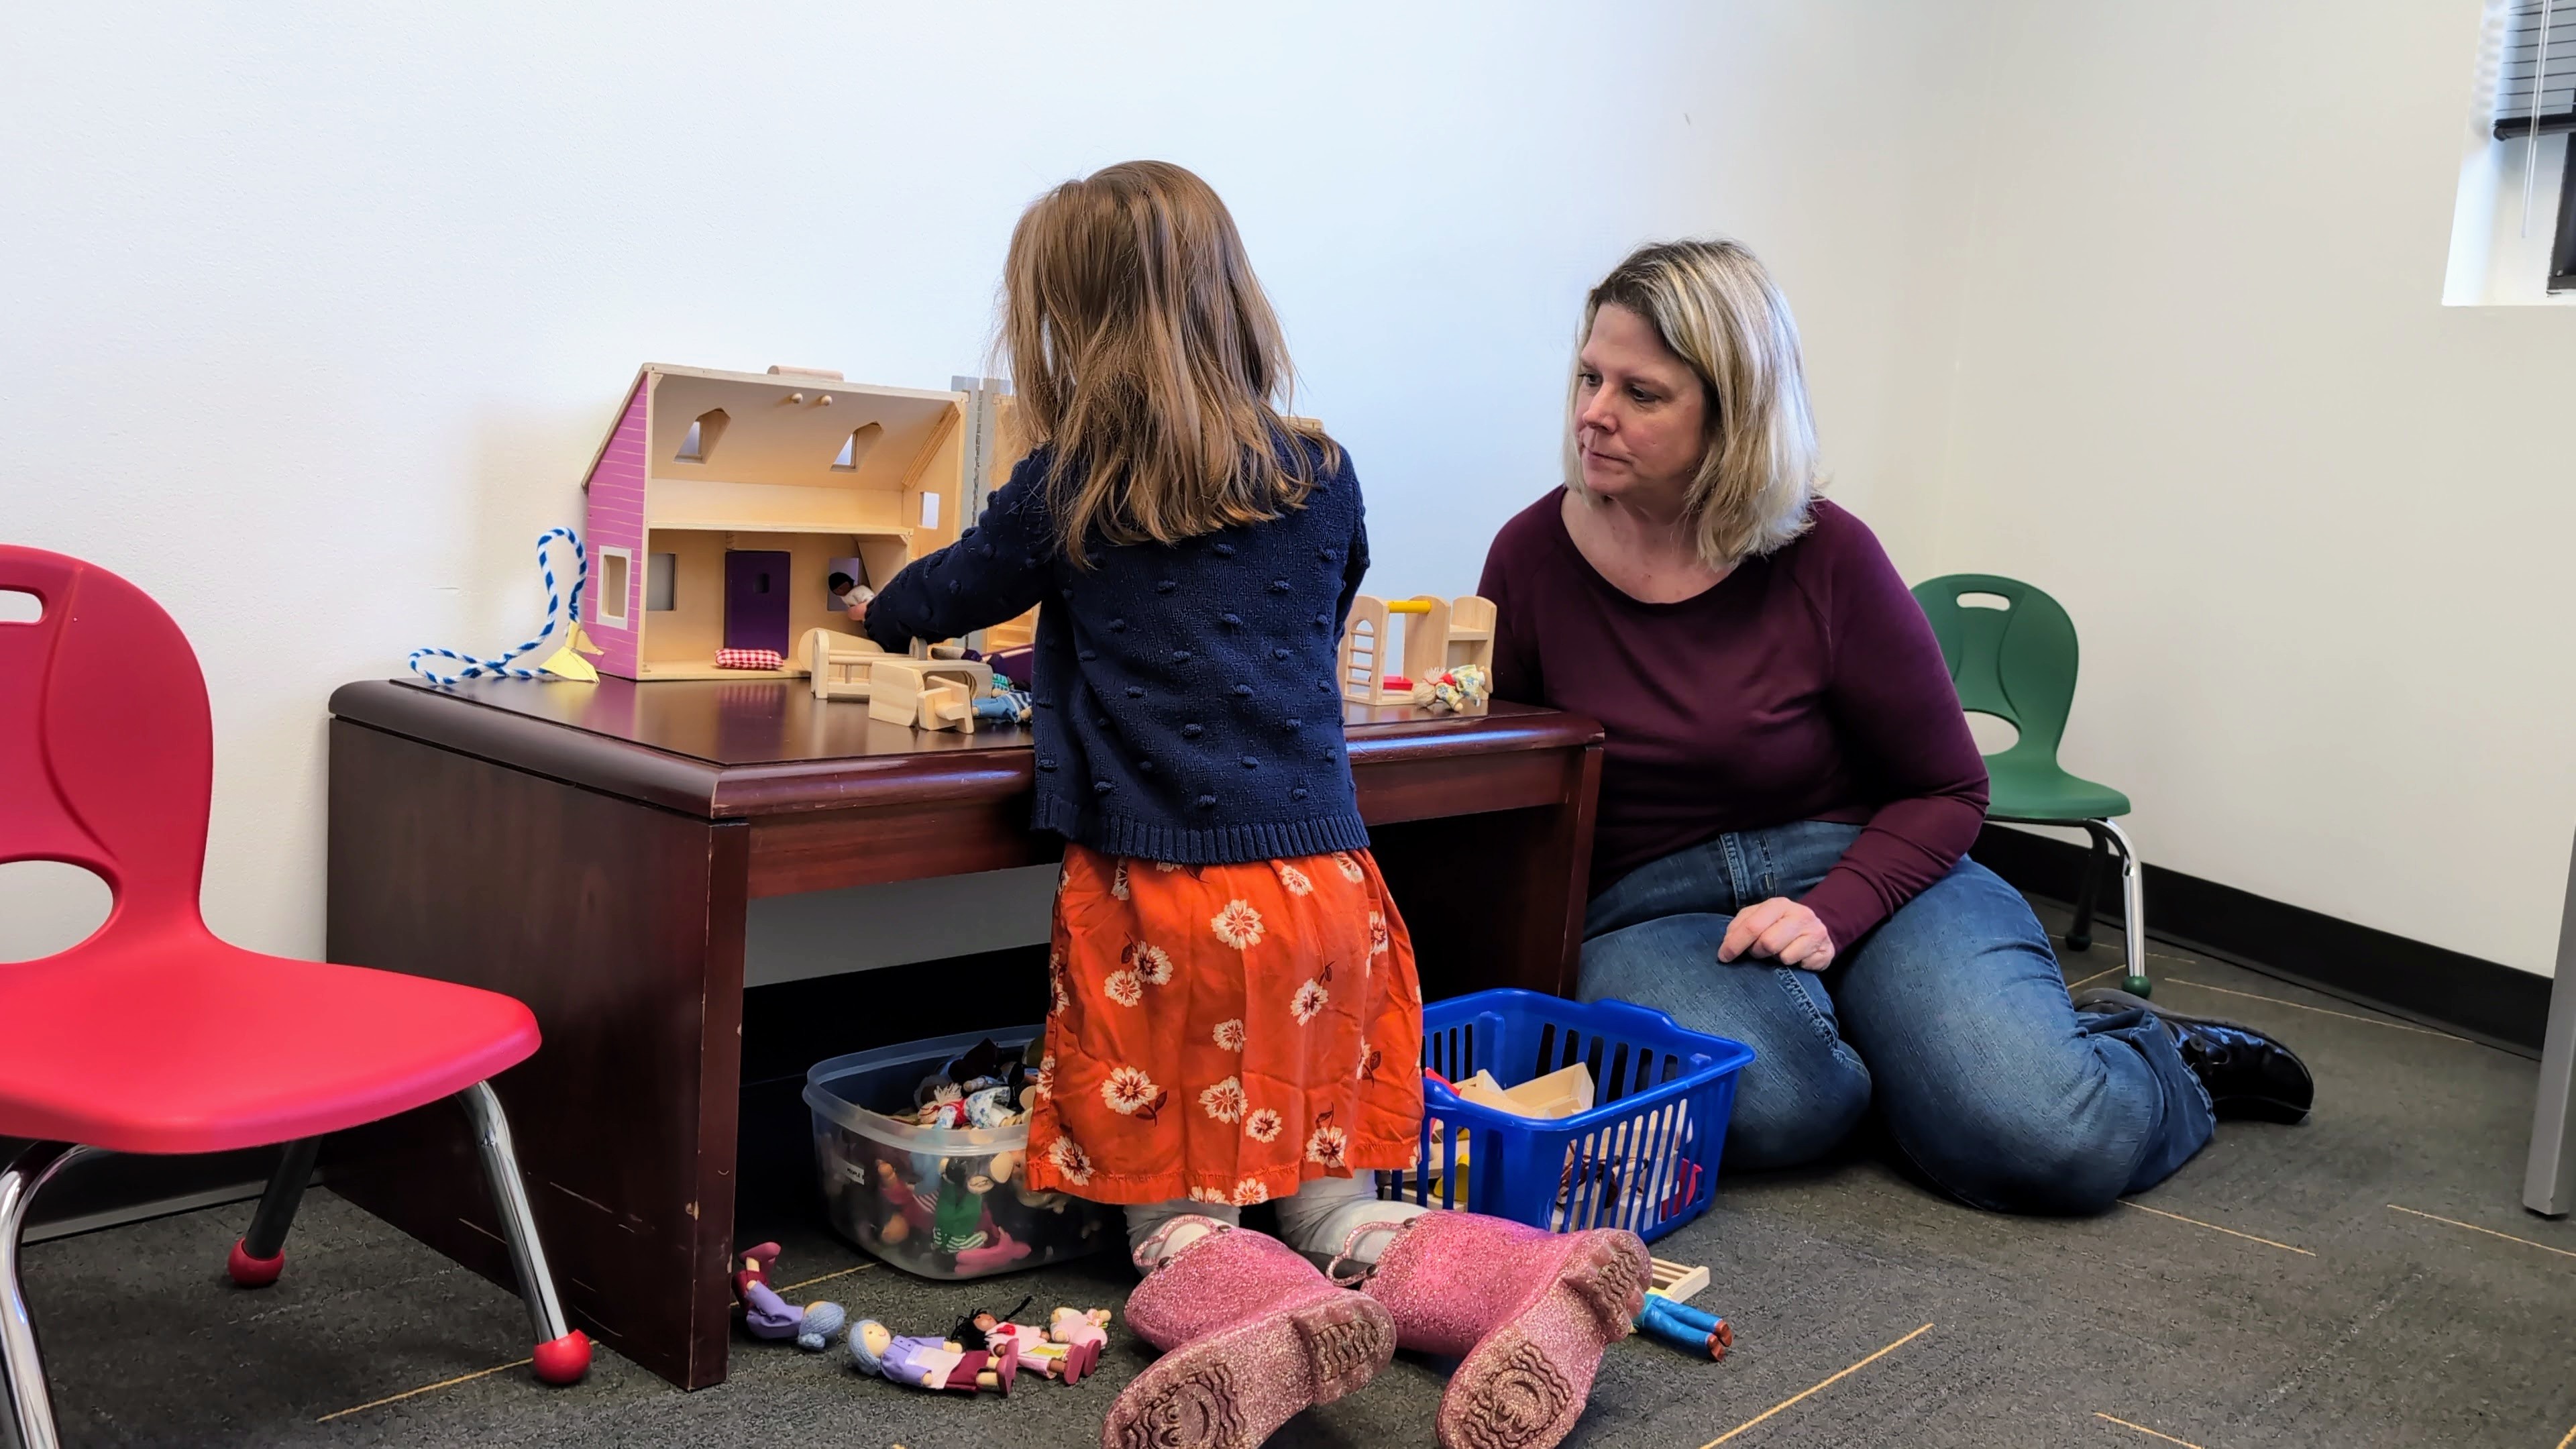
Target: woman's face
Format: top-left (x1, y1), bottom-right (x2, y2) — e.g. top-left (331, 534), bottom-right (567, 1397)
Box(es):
top-left (1574, 303), bottom-right (1710, 504)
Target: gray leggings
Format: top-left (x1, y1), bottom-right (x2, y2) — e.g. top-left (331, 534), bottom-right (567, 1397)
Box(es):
top-left (1124, 1173), bottom-right (1426, 1269)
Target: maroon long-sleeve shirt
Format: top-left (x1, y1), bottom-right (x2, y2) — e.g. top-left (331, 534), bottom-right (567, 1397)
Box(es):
top-left (1477, 492), bottom-right (1988, 948)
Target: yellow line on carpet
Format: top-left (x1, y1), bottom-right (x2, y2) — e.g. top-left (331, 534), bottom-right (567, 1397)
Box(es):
top-left (2120, 1200), bottom-right (2313, 1256)
top-left (2386, 1204), bottom-right (2576, 1262)
top-left (1696, 1322), bottom-right (1933, 1447)
top-left (2155, 979), bottom-right (2463, 1039)
top-left (315, 1358), bottom-right (531, 1422)
top-left (2555, 1421), bottom-right (2576, 1449)
top-left (2096, 1411), bottom-right (2208, 1448)
top-left (778, 1261), bottom-right (878, 1292)
top-left (2066, 965), bottom-right (2129, 989)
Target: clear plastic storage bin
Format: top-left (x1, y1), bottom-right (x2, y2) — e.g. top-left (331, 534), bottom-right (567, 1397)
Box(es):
top-left (804, 1026), bottom-right (1113, 1280)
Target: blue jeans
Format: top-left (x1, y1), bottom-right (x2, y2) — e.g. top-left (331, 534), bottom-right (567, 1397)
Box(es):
top-left (1578, 821), bottom-right (2212, 1214)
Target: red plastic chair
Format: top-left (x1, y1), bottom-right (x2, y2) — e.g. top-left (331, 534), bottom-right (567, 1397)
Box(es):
top-left (0, 547), bottom-right (590, 1448)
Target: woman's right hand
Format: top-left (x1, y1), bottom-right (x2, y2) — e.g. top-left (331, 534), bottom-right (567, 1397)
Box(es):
top-left (1718, 897), bottom-right (1837, 971)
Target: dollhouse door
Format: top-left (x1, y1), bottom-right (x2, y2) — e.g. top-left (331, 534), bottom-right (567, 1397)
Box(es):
top-left (722, 549), bottom-right (792, 656)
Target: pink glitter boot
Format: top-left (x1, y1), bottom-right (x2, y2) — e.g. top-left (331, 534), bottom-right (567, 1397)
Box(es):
top-left (1103, 1224), bottom-right (1397, 1449)
top-left (1360, 1212), bottom-right (1650, 1449)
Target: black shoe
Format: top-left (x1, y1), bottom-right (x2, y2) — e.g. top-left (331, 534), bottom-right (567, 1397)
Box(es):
top-left (2072, 987), bottom-right (2313, 1124)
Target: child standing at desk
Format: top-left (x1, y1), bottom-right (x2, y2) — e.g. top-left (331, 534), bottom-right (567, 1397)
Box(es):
top-left (861, 161), bottom-right (1648, 1449)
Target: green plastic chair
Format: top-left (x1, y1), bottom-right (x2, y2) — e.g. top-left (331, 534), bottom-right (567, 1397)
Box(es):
top-left (1911, 574), bottom-right (2149, 996)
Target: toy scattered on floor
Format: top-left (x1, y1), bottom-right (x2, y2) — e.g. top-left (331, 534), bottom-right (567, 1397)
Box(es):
top-left (850, 1319), bottom-right (1019, 1395)
top-left (729, 1242), bottom-right (850, 1351)
top-left (1650, 1256), bottom-right (1710, 1301)
top-left (1636, 1293), bottom-right (1732, 1361)
top-left (1410, 663), bottom-right (1491, 714)
top-left (985, 1318), bottom-right (1074, 1382)
top-left (408, 527), bottom-right (605, 686)
top-left (1047, 1305), bottom-right (1112, 1383)
top-left (1338, 594), bottom-right (1497, 706)
top-left (949, 1295), bottom-right (1033, 1352)
top-left (1633, 1256), bottom-right (1729, 1360)
top-left (576, 363), bottom-right (970, 682)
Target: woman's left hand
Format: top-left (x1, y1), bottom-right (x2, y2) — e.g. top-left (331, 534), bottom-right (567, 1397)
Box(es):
top-left (1718, 898), bottom-right (1837, 971)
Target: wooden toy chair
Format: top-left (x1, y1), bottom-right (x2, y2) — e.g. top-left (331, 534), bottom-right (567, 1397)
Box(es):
top-left (0, 547), bottom-right (590, 1449)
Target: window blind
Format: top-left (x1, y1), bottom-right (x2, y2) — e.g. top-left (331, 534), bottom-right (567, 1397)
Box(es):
top-left (2497, 0), bottom-right (2575, 137)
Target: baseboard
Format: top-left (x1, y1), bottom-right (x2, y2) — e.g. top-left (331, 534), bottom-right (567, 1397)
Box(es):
top-left (1970, 823), bottom-right (2551, 1058)
top-left (22, 1180), bottom-right (273, 1245)
top-left (0, 1140), bottom-right (285, 1242)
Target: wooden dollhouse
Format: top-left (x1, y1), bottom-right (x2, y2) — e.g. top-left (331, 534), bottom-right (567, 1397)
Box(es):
top-left (1339, 594), bottom-right (1496, 706)
top-left (578, 364), bottom-right (967, 681)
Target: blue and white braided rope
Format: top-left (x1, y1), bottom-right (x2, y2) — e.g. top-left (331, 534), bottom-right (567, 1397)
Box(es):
top-left (407, 527), bottom-right (589, 686)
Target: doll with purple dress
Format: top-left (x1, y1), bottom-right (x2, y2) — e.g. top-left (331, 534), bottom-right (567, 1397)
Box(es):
top-left (849, 1319), bottom-right (1016, 1394)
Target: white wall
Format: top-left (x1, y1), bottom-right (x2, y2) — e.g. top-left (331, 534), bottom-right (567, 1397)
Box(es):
top-left (0, 1), bottom-right (1986, 963)
top-left (1929, 0), bottom-right (2576, 973)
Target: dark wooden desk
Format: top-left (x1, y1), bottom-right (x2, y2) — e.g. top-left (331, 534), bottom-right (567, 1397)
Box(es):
top-left (322, 677), bottom-right (1602, 1390)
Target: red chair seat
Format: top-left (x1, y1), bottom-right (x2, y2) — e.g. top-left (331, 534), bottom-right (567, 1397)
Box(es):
top-left (0, 931), bottom-right (537, 1155)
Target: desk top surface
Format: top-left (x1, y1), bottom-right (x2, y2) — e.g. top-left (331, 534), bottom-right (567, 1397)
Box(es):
top-left (331, 677), bottom-right (1600, 819)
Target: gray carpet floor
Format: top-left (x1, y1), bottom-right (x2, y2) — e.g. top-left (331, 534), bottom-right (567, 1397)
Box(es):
top-left (17, 901), bottom-right (2576, 1448)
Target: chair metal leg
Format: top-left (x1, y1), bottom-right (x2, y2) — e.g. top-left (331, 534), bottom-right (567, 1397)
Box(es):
top-left (2094, 817), bottom-right (2150, 997)
top-left (457, 1081), bottom-right (592, 1385)
top-left (2067, 826), bottom-right (2108, 952)
top-left (227, 1137), bottom-right (322, 1287)
top-left (4, 1141), bottom-right (102, 1449)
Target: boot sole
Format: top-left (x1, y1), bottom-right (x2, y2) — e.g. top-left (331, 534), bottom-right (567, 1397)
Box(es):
top-left (1102, 1290), bottom-right (1395, 1449)
top-left (1437, 1230), bottom-right (1650, 1449)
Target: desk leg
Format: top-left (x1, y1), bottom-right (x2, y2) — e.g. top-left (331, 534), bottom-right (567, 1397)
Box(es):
top-left (325, 721), bottom-right (747, 1389)
top-left (1371, 743), bottom-right (1603, 1002)
top-left (2525, 832), bottom-right (2576, 1217)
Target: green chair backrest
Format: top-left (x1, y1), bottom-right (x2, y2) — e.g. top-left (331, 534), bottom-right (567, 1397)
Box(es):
top-left (1909, 574), bottom-right (2080, 771)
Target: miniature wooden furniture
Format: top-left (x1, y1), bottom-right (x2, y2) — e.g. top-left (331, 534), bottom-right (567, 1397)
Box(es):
top-left (866, 659), bottom-right (991, 733)
top-left (1340, 596), bottom-right (1396, 704)
top-left (983, 606), bottom-right (1038, 653)
top-left (0, 549), bottom-right (590, 1449)
top-left (1340, 594), bottom-right (1499, 706)
top-left (1650, 1258), bottom-right (1711, 1304)
top-left (323, 676), bottom-right (1605, 1390)
top-left (804, 627), bottom-right (887, 701)
top-left (579, 364), bottom-right (969, 683)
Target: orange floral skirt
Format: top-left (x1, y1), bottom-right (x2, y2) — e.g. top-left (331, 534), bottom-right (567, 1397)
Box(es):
top-left (1023, 844), bottom-right (1425, 1208)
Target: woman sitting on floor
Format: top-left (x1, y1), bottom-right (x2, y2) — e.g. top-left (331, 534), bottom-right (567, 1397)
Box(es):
top-left (1476, 238), bottom-right (2313, 1213)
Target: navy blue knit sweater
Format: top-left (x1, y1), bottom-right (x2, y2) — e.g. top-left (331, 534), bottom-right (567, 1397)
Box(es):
top-left (865, 442), bottom-right (1373, 865)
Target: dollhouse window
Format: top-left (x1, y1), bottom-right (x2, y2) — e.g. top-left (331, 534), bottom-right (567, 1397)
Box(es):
top-left (833, 421), bottom-right (883, 472)
top-left (677, 408), bottom-right (729, 463)
top-left (594, 548), bottom-right (632, 628)
top-left (646, 553), bottom-right (676, 611)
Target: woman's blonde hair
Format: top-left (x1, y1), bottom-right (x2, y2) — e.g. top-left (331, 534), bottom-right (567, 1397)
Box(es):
top-left (1567, 239), bottom-right (1819, 568)
top-left (1002, 160), bottom-right (1334, 564)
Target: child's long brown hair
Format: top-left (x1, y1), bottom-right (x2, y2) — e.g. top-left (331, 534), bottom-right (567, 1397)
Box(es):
top-left (1002, 160), bottom-right (1336, 564)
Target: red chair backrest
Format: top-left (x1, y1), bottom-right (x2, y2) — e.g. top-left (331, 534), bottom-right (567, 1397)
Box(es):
top-left (1, 546), bottom-right (214, 955)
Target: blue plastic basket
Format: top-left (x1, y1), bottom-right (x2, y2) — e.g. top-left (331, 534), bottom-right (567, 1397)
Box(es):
top-left (1403, 990), bottom-right (1754, 1244)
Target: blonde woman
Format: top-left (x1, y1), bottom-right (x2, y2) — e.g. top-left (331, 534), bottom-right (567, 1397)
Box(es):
top-left (1478, 239), bottom-right (2310, 1216)
top-left (864, 162), bottom-right (1653, 1449)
